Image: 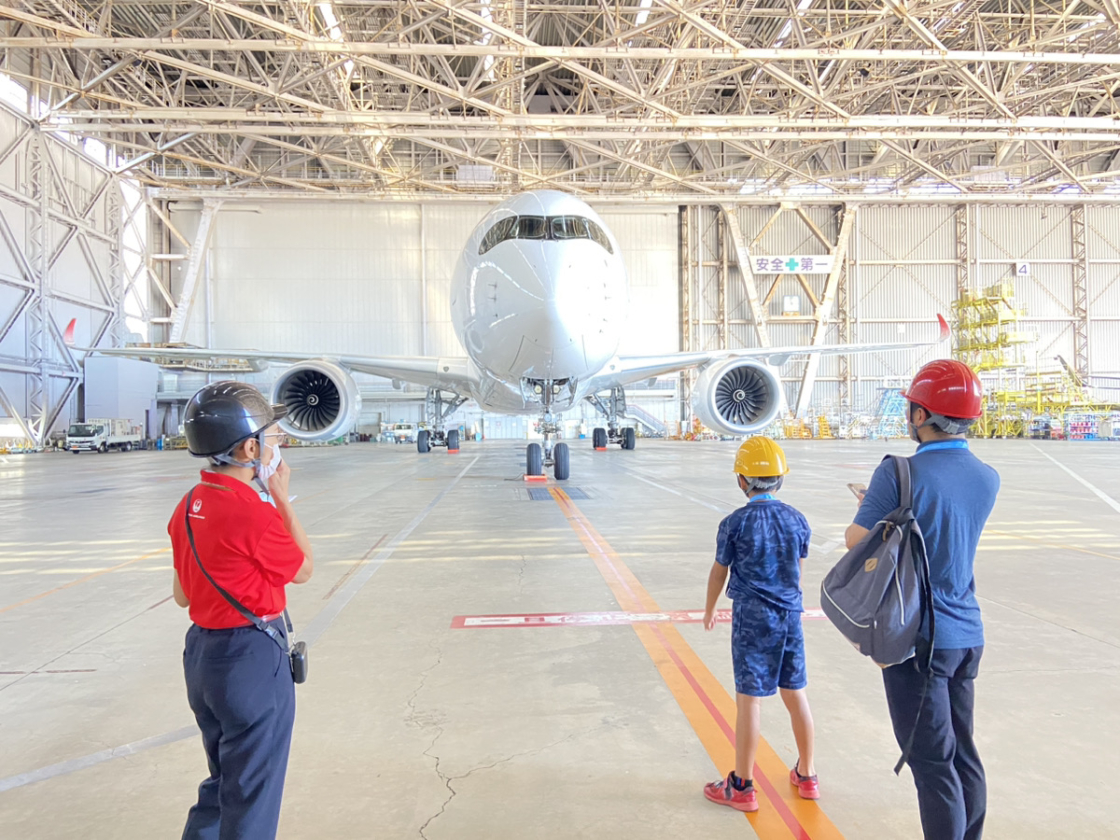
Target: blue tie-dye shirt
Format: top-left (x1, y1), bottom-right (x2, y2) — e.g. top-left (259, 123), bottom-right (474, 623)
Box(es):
top-left (715, 498), bottom-right (811, 611)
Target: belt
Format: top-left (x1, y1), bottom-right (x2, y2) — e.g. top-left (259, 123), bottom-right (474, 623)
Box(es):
top-left (195, 614), bottom-right (282, 632)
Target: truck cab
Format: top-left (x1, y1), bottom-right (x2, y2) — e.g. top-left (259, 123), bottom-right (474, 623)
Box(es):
top-left (390, 423), bottom-right (417, 444)
top-left (67, 419), bottom-right (142, 453)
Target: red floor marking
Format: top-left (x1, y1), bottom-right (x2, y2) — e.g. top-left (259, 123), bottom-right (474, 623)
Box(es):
top-left (452, 607), bottom-right (827, 629)
top-left (647, 624), bottom-right (812, 840)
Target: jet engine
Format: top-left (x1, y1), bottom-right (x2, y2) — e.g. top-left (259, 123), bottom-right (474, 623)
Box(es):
top-left (692, 359), bottom-right (784, 436)
top-left (271, 360), bottom-right (362, 442)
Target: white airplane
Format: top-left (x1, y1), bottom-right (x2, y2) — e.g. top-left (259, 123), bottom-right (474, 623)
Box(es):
top-left (78, 190), bottom-right (948, 480)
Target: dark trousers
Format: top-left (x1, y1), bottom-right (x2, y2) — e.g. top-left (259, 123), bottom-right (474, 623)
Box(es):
top-left (182, 620), bottom-right (296, 840)
top-left (883, 646), bottom-right (986, 840)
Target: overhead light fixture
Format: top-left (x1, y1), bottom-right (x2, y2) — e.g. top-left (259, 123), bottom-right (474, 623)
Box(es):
top-left (317, 3), bottom-right (354, 74)
top-left (635, 0), bottom-right (653, 27)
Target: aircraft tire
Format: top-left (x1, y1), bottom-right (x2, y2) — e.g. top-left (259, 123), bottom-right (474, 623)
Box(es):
top-left (592, 428), bottom-right (607, 449)
top-left (447, 430), bottom-right (460, 452)
top-left (526, 443), bottom-right (543, 476)
top-left (417, 430), bottom-right (431, 453)
top-left (553, 443), bottom-right (570, 481)
top-left (623, 428), bottom-right (636, 450)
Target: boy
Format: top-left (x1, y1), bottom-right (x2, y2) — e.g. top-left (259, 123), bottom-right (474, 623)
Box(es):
top-left (702, 436), bottom-right (819, 812)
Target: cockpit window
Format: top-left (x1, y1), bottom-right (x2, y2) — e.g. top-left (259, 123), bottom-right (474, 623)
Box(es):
top-left (479, 214), bottom-right (614, 255)
top-left (587, 220), bottom-right (613, 254)
top-left (550, 215), bottom-right (589, 240)
top-left (516, 216), bottom-right (547, 239)
top-left (479, 216), bottom-right (517, 254)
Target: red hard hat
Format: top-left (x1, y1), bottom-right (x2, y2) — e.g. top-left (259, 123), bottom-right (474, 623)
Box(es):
top-left (902, 360), bottom-right (983, 419)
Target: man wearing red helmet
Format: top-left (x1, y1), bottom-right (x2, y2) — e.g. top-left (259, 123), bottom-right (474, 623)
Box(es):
top-left (845, 359), bottom-right (999, 840)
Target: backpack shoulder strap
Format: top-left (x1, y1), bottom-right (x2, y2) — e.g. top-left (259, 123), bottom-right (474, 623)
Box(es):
top-left (890, 455), bottom-right (913, 509)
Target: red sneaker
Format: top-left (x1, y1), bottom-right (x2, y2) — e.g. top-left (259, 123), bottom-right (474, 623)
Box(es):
top-left (704, 773), bottom-right (759, 812)
top-left (789, 765), bottom-right (820, 800)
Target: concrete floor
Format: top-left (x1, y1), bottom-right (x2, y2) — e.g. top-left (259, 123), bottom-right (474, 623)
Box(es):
top-left (1, 437), bottom-right (1117, 839)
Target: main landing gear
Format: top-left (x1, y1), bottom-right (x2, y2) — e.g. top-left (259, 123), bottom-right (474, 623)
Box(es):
top-left (587, 386), bottom-right (637, 452)
top-left (417, 388), bottom-right (467, 454)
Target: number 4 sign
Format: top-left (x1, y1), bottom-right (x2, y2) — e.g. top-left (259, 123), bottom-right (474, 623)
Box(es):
top-left (1015, 262), bottom-right (1031, 276)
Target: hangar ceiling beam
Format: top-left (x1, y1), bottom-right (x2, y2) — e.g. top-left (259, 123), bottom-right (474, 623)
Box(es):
top-left (45, 110), bottom-right (1120, 133)
top-left (9, 38), bottom-right (1120, 68)
top-left (5, 0), bottom-right (1118, 196)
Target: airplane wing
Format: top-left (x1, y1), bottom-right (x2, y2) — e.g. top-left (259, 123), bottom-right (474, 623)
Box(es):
top-left (587, 315), bottom-right (950, 391)
top-left (76, 344), bottom-right (478, 392)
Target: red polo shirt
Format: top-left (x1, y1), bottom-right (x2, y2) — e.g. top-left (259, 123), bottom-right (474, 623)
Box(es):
top-left (169, 470), bottom-right (306, 630)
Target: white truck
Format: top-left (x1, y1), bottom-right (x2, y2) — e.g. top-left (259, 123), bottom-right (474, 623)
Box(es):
top-left (390, 423), bottom-right (418, 444)
top-left (67, 419), bottom-right (143, 454)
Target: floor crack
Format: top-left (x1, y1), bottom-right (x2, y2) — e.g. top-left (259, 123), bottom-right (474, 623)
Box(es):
top-left (417, 730), bottom-right (584, 839)
top-left (516, 554), bottom-right (527, 595)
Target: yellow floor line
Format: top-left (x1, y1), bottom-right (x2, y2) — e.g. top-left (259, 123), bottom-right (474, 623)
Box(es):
top-left (550, 488), bottom-right (844, 840)
top-left (0, 548), bottom-right (170, 614)
top-left (986, 529), bottom-right (1120, 562)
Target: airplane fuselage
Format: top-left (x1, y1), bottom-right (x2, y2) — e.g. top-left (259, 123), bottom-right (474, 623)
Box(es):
top-left (450, 191), bottom-right (628, 414)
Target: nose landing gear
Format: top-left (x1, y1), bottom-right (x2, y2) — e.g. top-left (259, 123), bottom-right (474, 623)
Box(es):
top-left (525, 379), bottom-right (570, 480)
top-left (526, 413), bottom-right (570, 480)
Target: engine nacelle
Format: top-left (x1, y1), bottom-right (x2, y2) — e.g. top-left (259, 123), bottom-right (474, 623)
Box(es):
top-left (271, 360), bottom-right (362, 442)
top-left (693, 359), bottom-right (784, 436)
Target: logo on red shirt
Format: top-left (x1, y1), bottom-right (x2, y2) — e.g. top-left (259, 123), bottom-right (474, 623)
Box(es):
top-left (192, 499), bottom-right (203, 514)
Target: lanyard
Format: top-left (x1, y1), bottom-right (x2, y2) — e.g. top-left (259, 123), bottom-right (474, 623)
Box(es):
top-left (916, 440), bottom-right (969, 453)
top-left (750, 493), bottom-right (776, 503)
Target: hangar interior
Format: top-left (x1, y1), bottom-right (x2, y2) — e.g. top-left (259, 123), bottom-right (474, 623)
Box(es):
top-left (2, 1), bottom-right (1120, 838)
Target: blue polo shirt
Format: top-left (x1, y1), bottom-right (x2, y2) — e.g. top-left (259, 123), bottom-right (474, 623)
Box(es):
top-left (854, 440), bottom-right (1000, 650)
top-left (716, 496), bottom-right (811, 612)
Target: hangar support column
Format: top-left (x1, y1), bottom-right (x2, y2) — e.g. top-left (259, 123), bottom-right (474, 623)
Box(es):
top-left (1071, 204), bottom-right (1090, 379)
top-left (794, 206), bottom-right (856, 418)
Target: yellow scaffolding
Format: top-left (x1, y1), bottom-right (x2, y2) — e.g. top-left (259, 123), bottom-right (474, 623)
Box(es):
top-left (953, 282), bottom-right (1037, 438)
top-left (952, 283), bottom-right (1036, 373)
top-left (782, 418), bottom-right (813, 439)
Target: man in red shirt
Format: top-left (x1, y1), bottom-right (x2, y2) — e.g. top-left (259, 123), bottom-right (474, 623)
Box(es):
top-left (168, 382), bottom-right (313, 840)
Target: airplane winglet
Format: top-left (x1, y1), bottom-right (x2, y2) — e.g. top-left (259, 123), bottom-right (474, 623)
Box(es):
top-left (64, 318), bottom-right (76, 347)
top-left (936, 313), bottom-right (950, 341)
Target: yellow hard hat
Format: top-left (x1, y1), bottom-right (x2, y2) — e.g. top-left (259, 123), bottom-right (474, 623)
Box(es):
top-left (733, 436), bottom-right (789, 478)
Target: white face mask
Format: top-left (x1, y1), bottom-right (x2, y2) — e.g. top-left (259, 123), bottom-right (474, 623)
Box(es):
top-left (255, 435), bottom-right (282, 488)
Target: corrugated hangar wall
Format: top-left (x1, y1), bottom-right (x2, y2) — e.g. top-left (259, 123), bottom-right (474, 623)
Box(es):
top-left (157, 198), bottom-right (1120, 429)
top-left (689, 204), bottom-right (1120, 415)
top-left (0, 101), bottom-right (124, 445)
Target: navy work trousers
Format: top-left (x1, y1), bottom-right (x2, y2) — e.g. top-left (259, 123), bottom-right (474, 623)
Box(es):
top-left (883, 646), bottom-right (986, 840)
top-left (182, 619), bottom-right (295, 840)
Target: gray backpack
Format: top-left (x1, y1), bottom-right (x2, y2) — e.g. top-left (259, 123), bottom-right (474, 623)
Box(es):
top-left (820, 455), bottom-right (935, 669)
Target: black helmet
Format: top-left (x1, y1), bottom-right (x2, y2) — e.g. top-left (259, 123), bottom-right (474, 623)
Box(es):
top-left (183, 381), bottom-right (287, 458)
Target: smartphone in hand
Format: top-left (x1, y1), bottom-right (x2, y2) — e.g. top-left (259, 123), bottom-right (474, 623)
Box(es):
top-left (847, 482), bottom-right (867, 499)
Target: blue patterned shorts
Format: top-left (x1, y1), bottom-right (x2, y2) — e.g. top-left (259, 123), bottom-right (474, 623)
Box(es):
top-left (731, 598), bottom-right (807, 697)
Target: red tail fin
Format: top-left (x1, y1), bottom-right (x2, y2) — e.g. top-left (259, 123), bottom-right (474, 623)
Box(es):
top-left (936, 314), bottom-right (950, 341)
top-left (64, 318), bottom-right (77, 347)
